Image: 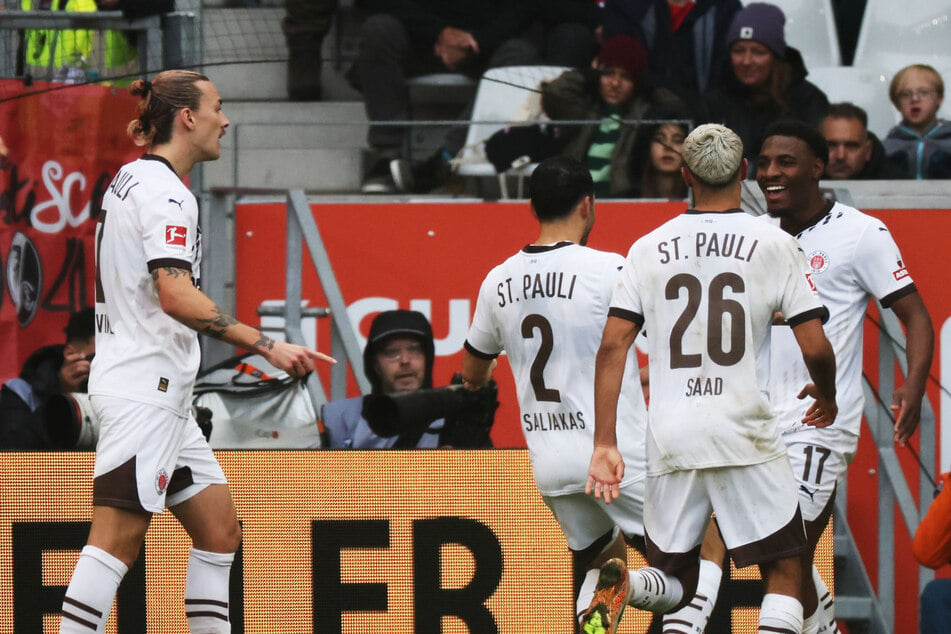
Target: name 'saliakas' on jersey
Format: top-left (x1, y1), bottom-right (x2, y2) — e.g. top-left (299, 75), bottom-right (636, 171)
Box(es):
top-left (466, 242), bottom-right (647, 497)
top-left (90, 155), bottom-right (202, 417)
top-left (609, 209), bottom-right (826, 474)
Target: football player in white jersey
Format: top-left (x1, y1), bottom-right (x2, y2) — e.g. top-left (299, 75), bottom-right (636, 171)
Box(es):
top-left (588, 124), bottom-right (838, 634)
top-left (673, 120), bottom-right (935, 634)
top-left (59, 70), bottom-right (335, 634)
top-left (760, 120), bottom-right (933, 633)
top-left (461, 157), bottom-right (652, 633)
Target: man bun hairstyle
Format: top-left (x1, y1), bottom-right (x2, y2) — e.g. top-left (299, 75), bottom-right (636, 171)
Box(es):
top-left (529, 156), bottom-right (594, 222)
top-left (762, 119), bottom-right (829, 164)
top-left (127, 70), bottom-right (210, 147)
top-left (682, 123), bottom-right (744, 186)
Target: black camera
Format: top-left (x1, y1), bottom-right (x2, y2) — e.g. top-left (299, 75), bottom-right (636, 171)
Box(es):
top-left (362, 375), bottom-right (499, 448)
top-left (43, 392), bottom-right (100, 450)
top-left (43, 393), bottom-right (213, 450)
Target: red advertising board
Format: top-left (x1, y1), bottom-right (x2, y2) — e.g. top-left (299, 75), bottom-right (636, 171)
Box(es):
top-left (0, 81), bottom-right (140, 380)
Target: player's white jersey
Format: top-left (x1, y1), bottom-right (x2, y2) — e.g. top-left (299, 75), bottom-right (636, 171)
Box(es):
top-left (766, 202), bottom-right (916, 439)
top-left (466, 242), bottom-right (647, 496)
top-left (89, 155), bottom-right (202, 417)
top-left (611, 210), bottom-right (825, 475)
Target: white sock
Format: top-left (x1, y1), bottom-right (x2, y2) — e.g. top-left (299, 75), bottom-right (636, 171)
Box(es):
top-left (60, 545), bottom-right (128, 633)
top-left (759, 593), bottom-right (802, 633)
top-left (576, 568), bottom-right (601, 621)
top-left (812, 565), bottom-right (839, 633)
top-left (627, 567), bottom-right (683, 612)
top-left (185, 548), bottom-right (234, 634)
top-left (662, 558), bottom-right (722, 632)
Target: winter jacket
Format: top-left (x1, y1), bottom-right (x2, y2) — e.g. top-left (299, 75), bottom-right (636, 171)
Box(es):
top-left (883, 119), bottom-right (951, 180)
top-left (701, 46), bottom-right (829, 165)
top-left (603, 0), bottom-right (742, 100)
top-left (851, 132), bottom-right (906, 180)
top-left (0, 344), bottom-right (63, 450)
top-left (913, 472), bottom-right (951, 569)
top-left (541, 68), bottom-right (685, 196)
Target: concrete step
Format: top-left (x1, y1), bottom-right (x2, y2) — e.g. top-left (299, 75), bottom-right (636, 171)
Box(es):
top-left (204, 101), bottom-right (368, 192)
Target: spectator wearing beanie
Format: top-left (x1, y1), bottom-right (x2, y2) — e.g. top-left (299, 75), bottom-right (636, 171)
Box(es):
top-left (700, 1), bottom-right (829, 170)
top-left (541, 34), bottom-right (687, 197)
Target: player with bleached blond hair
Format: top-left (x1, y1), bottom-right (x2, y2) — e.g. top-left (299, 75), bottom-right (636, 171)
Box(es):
top-left (586, 123), bottom-right (838, 634)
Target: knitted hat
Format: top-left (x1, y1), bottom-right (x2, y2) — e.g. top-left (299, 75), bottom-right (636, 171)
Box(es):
top-left (727, 2), bottom-right (786, 57)
top-left (596, 35), bottom-right (649, 81)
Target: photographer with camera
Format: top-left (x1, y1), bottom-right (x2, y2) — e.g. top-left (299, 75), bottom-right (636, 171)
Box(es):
top-left (0, 308), bottom-right (94, 450)
top-left (321, 309), bottom-right (498, 449)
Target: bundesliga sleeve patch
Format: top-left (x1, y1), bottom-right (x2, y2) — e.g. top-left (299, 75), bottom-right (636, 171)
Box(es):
top-left (165, 225), bottom-right (187, 247)
top-left (893, 257), bottom-right (909, 281)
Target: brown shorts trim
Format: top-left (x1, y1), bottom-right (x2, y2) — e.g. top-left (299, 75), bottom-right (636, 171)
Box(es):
top-left (93, 455), bottom-right (147, 513)
top-left (730, 505), bottom-right (807, 568)
top-left (644, 534), bottom-right (702, 578)
top-left (167, 466), bottom-right (195, 497)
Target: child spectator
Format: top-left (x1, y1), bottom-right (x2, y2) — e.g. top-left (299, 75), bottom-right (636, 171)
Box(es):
top-left (883, 64), bottom-right (951, 179)
top-left (629, 106), bottom-right (689, 199)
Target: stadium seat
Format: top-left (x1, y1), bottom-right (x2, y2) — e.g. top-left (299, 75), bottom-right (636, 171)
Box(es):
top-left (741, 0), bottom-right (841, 69)
top-left (852, 0), bottom-right (951, 77)
top-left (454, 65), bottom-right (570, 197)
top-left (807, 66), bottom-right (899, 138)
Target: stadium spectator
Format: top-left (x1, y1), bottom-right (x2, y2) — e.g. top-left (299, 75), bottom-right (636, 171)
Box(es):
top-left (351, 0), bottom-right (539, 193)
top-left (540, 34), bottom-right (684, 198)
top-left (701, 2), bottom-right (829, 170)
top-left (629, 105), bottom-right (690, 199)
top-left (821, 102), bottom-right (904, 180)
top-left (321, 310), bottom-right (497, 449)
top-left (586, 123), bottom-right (837, 633)
top-left (0, 308), bottom-right (94, 450)
top-left (912, 470), bottom-right (951, 634)
top-left (58, 70), bottom-right (336, 633)
top-left (602, 0), bottom-right (742, 103)
top-left (282, 0), bottom-right (338, 101)
top-left (461, 156), bottom-right (655, 634)
top-left (883, 64), bottom-right (951, 179)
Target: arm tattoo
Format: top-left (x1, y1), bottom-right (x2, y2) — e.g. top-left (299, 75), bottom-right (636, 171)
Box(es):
top-left (197, 304), bottom-right (240, 339)
top-left (152, 267), bottom-right (192, 292)
top-left (254, 335), bottom-right (276, 351)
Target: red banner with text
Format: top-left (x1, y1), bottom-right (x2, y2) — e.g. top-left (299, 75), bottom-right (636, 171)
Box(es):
top-left (0, 81), bottom-right (139, 380)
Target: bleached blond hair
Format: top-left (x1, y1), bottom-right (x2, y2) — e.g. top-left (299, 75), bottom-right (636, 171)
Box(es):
top-left (682, 123), bottom-right (743, 186)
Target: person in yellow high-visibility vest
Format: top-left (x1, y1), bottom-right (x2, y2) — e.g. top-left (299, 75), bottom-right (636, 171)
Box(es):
top-left (22, 0), bottom-right (139, 81)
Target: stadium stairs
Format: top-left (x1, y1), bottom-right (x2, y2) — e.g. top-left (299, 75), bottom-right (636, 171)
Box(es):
top-left (201, 2), bottom-right (474, 194)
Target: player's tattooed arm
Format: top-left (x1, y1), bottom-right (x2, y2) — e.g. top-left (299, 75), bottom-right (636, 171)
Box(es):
top-left (151, 266), bottom-right (192, 293)
top-left (196, 304), bottom-right (240, 339)
top-left (254, 335), bottom-right (276, 351)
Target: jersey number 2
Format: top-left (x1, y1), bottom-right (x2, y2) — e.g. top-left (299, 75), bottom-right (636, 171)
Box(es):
top-left (521, 314), bottom-right (561, 403)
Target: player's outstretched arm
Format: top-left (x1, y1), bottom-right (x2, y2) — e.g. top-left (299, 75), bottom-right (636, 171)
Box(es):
top-left (152, 266), bottom-right (336, 377)
top-left (791, 317), bottom-right (837, 427)
top-left (889, 291), bottom-right (935, 446)
top-left (587, 316), bottom-right (639, 503)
